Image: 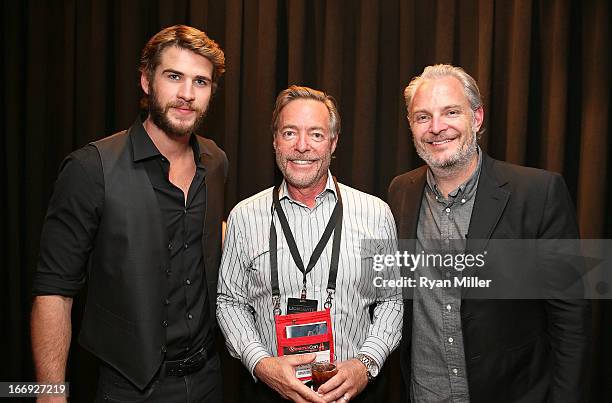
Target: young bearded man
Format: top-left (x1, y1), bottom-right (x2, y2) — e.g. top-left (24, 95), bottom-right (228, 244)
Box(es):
top-left (31, 25), bottom-right (227, 402)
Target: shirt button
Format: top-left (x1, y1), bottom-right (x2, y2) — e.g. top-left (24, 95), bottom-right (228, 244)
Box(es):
top-left (446, 304), bottom-right (452, 311)
top-left (185, 279), bottom-right (191, 285)
top-left (168, 242), bottom-right (173, 250)
top-left (184, 243), bottom-right (189, 249)
top-left (161, 320), bottom-right (168, 327)
top-left (461, 198), bottom-right (466, 203)
top-left (452, 368), bottom-right (458, 375)
top-left (448, 337), bottom-right (454, 343)
top-left (183, 208), bottom-right (188, 215)
top-left (445, 207), bottom-right (451, 213)
top-left (161, 345), bottom-right (167, 353)
top-left (187, 313), bottom-right (193, 320)
top-left (164, 299), bottom-right (170, 305)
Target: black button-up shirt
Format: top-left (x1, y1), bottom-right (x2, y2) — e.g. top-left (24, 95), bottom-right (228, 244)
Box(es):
top-left (33, 120), bottom-right (212, 360)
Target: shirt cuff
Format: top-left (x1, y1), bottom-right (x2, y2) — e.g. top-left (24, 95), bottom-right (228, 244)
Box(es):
top-left (358, 337), bottom-right (389, 369)
top-left (243, 341), bottom-right (273, 381)
top-left (32, 272), bottom-right (86, 297)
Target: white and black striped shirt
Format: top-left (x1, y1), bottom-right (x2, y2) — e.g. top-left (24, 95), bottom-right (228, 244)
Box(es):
top-left (217, 172), bottom-right (403, 376)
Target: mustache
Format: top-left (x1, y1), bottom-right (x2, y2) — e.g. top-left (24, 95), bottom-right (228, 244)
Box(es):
top-left (281, 154), bottom-right (320, 161)
top-left (166, 100), bottom-right (197, 111)
top-left (422, 136), bottom-right (456, 143)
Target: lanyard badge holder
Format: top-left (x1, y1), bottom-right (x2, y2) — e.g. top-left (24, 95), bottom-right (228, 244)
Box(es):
top-left (270, 178), bottom-right (342, 381)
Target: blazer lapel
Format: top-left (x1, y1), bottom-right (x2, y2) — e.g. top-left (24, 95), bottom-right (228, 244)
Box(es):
top-left (401, 166), bottom-right (427, 239)
top-left (392, 167), bottom-right (427, 302)
top-left (466, 154), bottom-right (510, 252)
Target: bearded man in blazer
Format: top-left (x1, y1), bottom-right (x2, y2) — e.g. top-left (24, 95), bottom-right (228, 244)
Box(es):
top-left (388, 64), bottom-right (590, 403)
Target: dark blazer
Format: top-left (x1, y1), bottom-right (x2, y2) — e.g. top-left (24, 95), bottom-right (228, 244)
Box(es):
top-left (388, 153), bottom-right (590, 403)
top-left (79, 122), bottom-right (227, 389)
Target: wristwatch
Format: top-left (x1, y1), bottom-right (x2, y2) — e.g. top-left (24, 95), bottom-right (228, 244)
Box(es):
top-left (356, 353), bottom-right (379, 383)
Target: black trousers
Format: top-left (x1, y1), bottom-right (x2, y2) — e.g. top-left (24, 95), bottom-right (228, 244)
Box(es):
top-left (95, 353), bottom-right (222, 403)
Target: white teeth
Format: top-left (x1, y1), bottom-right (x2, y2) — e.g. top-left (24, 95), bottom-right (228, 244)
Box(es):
top-left (291, 160), bottom-right (314, 165)
top-left (432, 139), bottom-right (452, 145)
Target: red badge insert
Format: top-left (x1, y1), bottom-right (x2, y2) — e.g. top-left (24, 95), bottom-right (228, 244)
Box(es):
top-left (275, 309), bottom-right (334, 381)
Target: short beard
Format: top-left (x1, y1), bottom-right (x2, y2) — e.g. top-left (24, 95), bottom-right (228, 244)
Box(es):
top-left (148, 85), bottom-right (207, 137)
top-left (415, 130), bottom-right (478, 174)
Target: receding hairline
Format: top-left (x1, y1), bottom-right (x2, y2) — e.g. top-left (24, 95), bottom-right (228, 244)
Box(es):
top-left (407, 76), bottom-right (470, 114)
top-left (405, 64), bottom-right (482, 108)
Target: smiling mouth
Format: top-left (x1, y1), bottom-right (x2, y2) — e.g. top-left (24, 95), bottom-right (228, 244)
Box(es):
top-left (173, 107), bottom-right (194, 113)
top-left (430, 139), bottom-right (454, 146)
top-left (288, 160), bottom-right (319, 167)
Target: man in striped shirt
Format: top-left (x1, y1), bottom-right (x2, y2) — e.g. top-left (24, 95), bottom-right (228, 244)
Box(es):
top-left (217, 86), bottom-right (402, 403)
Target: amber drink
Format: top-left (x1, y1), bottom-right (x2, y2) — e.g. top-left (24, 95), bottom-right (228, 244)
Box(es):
top-left (311, 361), bottom-right (338, 391)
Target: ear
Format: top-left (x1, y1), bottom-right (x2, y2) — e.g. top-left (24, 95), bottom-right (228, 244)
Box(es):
top-left (330, 135), bottom-right (339, 155)
top-left (140, 71), bottom-right (151, 95)
top-left (473, 106), bottom-right (484, 132)
top-left (406, 114), bottom-right (416, 134)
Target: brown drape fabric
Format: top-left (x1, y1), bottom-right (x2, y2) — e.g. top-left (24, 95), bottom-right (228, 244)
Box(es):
top-left (2, 0), bottom-right (611, 401)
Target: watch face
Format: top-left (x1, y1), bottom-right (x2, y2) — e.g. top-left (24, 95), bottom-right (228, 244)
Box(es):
top-left (369, 364), bottom-right (379, 377)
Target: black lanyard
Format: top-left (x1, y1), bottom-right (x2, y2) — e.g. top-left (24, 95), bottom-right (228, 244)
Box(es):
top-left (269, 177), bottom-right (343, 315)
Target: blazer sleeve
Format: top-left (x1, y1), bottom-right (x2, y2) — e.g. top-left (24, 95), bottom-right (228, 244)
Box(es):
top-left (538, 173), bottom-right (591, 403)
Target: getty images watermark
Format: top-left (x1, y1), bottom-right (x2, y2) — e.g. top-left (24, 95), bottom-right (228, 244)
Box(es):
top-left (372, 250), bottom-right (491, 289)
top-left (364, 239), bottom-right (612, 299)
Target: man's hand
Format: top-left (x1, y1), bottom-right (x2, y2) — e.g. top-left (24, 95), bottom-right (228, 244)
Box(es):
top-left (254, 354), bottom-right (325, 403)
top-left (317, 359), bottom-right (368, 402)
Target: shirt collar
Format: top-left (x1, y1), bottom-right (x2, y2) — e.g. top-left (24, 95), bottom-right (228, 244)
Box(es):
top-left (426, 146), bottom-right (482, 200)
top-left (278, 170), bottom-right (338, 204)
top-left (131, 117), bottom-right (203, 168)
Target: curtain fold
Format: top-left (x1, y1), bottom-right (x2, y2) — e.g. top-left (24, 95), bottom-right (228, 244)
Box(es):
top-left (577, 0), bottom-right (610, 239)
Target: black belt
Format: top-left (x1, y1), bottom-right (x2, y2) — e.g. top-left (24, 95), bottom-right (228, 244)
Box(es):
top-left (160, 344), bottom-right (211, 377)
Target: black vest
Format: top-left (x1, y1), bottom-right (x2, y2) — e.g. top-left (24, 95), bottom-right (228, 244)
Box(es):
top-left (78, 124), bottom-right (227, 389)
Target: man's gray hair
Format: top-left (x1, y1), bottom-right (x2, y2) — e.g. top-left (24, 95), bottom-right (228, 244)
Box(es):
top-left (404, 64), bottom-right (483, 114)
top-left (271, 85), bottom-right (341, 139)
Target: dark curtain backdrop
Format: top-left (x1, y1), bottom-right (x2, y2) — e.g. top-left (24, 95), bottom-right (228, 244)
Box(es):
top-left (2, 0), bottom-right (611, 402)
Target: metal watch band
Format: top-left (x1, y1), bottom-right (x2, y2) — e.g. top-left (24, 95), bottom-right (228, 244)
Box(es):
top-left (356, 353), bottom-right (378, 382)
